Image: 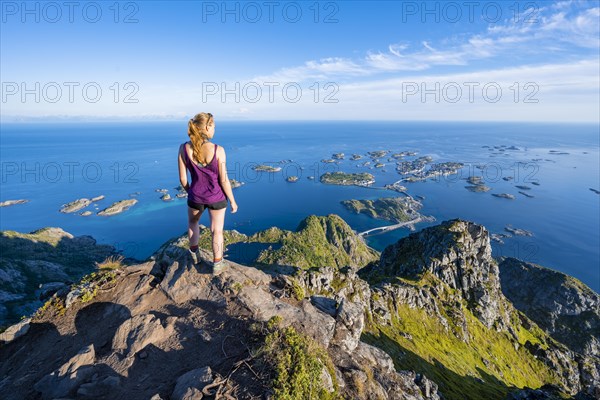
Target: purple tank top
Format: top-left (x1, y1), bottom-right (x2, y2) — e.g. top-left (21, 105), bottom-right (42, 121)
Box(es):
top-left (183, 142), bottom-right (226, 204)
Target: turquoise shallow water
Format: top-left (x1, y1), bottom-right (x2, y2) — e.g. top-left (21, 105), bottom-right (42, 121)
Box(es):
top-left (1, 121), bottom-right (598, 291)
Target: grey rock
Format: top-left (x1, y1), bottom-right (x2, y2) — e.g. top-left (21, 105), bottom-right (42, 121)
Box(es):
top-left (498, 256), bottom-right (600, 357)
top-left (237, 284), bottom-right (336, 348)
top-left (112, 313), bottom-right (177, 358)
top-left (376, 219), bottom-right (512, 331)
top-left (76, 375), bottom-right (121, 398)
top-left (0, 317), bottom-right (31, 344)
top-left (171, 366), bottom-right (212, 400)
top-left (160, 261), bottom-right (226, 306)
top-left (65, 288), bottom-right (83, 308)
top-left (310, 295), bottom-right (337, 316)
top-left (320, 366), bottom-right (335, 393)
top-left (37, 282), bottom-right (68, 301)
top-left (198, 329), bottom-right (212, 342)
top-left (332, 298), bottom-right (364, 352)
top-left (34, 344), bottom-right (96, 399)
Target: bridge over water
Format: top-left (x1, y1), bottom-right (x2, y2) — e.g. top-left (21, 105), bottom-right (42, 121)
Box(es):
top-left (358, 217), bottom-right (422, 237)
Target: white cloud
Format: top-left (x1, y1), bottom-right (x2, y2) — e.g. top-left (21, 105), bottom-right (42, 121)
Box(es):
top-left (248, 2), bottom-right (599, 83)
top-left (4, 1), bottom-right (598, 122)
top-left (216, 58), bottom-right (600, 122)
top-left (251, 57), bottom-right (367, 83)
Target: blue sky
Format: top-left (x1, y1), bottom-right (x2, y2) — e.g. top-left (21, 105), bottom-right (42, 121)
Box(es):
top-left (1, 0), bottom-right (599, 121)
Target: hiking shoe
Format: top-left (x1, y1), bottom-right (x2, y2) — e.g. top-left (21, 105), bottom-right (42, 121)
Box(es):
top-left (188, 248), bottom-right (202, 265)
top-left (212, 259), bottom-right (228, 275)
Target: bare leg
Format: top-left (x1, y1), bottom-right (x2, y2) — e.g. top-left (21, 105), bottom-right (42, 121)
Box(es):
top-left (187, 207), bottom-right (202, 247)
top-left (208, 207), bottom-right (226, 261)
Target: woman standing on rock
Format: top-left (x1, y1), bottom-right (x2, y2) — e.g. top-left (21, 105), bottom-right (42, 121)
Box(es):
top-left (178, 112), bottom-right (238, 273)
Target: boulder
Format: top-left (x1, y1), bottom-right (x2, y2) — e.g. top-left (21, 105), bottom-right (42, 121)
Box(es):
top-left (34, 344), bottom-right (96, 399)
top-left (171, 366), bottom-right (213, 400)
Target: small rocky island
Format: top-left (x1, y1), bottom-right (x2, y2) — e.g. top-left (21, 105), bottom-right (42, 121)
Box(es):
top-left (490, 232), bottom-right (512, 244)
top-left (60, 199), bottom-right (91, 213)
top-left (396, 157), bottom-right (464, 182)
top-left (519, 191), bottom-right (534, 198)
top-left (252, 165), bottom-right (282, 172)
top-left (367, 150), bottom-right (388, 158)
top-left (492, 193), bottom-right (516, 200)
top-left (286, 176), bottom-right (299, 183)
top-left (505, 225), bottom-right (533, 236)
top-left (59, 195), bottom-right (105, 213)
top-left (467, 176), bottom-right (484, 185)
top-left (230, 179), bottom-right (245, 188)
top-left (97, 199), bottom-right (138, 216)
top-left (383, 181), bottom-right (407, 192)
top-left (465, 183), bottom-right (491, 192)
top-left (391, 151), bottom-right (417, 158)
top-left (320, 171), bottom-right (375, 186)
top-left (341, 196), bottom-right (431, 224)
top-left (0, 199), bottom-right (29, 207)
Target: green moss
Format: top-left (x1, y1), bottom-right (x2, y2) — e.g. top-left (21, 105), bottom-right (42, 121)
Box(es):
top-left (2, 228), bottom-right (63, 247)
top-left (290, 280), bottom-right (305, 301)
top-left (363, 299), bottom-right (565, 400)
top-left (193, 228), bottom-right (248, 252)
top-left (231, 281), bottom-right (243, 293)
top-left (247, 226), bottom-right (290, 243)
top-left (510, 309), bottom-right (549, 349)
top-left (255, 214), bottom-right (379, 270)
top-left (267, 315), bottom-right (284, 330)
top-left (33, 295), bottom-right (66, 319)
top-left (261, 323), bottom-right (339, 400)
top-left (68, 269), bottom-right (117, 305)
top-left (80, 287), bottom-right (98, 303)
top-left (331, 275), bottom-right (348, 292)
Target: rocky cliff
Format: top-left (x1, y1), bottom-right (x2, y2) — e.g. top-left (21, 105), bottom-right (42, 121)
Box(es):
top-left (0, 227), bottom-right (122, 326)
top-left (0, 216), bottom-right (598, 400)
top-left (497, 256), bottom-right (600, 357)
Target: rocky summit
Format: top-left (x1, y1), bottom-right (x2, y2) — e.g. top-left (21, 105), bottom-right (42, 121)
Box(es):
top-left (0, 215), bottom-right (598, 400)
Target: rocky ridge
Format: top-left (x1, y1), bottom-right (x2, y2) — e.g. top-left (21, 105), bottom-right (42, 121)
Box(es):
top-left (0, 216), bottom-right (598, 399)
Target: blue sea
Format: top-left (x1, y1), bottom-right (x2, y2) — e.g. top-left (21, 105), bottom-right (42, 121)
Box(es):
top-left (1, 121), bottom-right (598, 292)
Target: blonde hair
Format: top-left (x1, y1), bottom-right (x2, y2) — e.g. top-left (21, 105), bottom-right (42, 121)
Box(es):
top-left (187, 112), bottom-right (214, 164)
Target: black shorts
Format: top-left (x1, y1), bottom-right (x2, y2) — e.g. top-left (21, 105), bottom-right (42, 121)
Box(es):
top-left (187, 198), bottom-right (228, 212)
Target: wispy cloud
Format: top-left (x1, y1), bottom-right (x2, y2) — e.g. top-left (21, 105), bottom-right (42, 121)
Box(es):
top-left (230, 57), bottom-right (600, 122)
top-left (249, 1), bottom-right (599, 83)
top-left (251, 57), bottom-right (367, 83)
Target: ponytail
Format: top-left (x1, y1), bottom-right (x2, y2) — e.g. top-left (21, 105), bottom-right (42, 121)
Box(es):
top-left (187, 113), bottom-right (213, 164)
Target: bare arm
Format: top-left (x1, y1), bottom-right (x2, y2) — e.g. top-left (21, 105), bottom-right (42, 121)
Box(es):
top-left (217, 146), bottom-right (237, 208)
top-left (178, 144), bottom-right (189, 192)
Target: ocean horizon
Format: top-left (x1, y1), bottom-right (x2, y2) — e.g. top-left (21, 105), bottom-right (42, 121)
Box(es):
top-left (1, 120), bottom-right (598, 292)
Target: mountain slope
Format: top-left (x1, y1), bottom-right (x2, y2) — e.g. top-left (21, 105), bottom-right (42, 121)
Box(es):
top-left (0, 216), bottom-right (598, 399)
top-left (0, 227), bottom-right (119, 326)
top-left (497, 256), bottom-right (600, 357)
